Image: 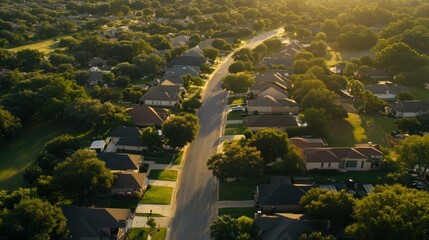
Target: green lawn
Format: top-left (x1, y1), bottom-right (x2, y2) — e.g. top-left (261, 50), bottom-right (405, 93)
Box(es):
top-left (147, 170), bottom-right (178, 181)
top-left (326, 48), bottom-right (374, 66)
top-left (128, 228), bottom-right (166, 240)
top-left (227, 111), bottom-right (245, 120)
top-left (0, 116), bottom-right (82, 190)
top-left (8, 36), bottom-right (71, 54)
top-left (219, 207), bottom-right (257, 219)
top-left (172, 150), bottom-right (183, 165)
top-left (143, 152), bottom-right (175, 164)
top-left (407, 86), bottom-right (429, 101)
top-left (141, 186), bottom-right (173, 205)
top-left (219, 177), bottom-right (270, 201)
top-left (228, 97), bottom-right (246, 106)
top-left (224, 124), bottom-right (246, 135)
top-left (327, 113), bottom-right (396, 147)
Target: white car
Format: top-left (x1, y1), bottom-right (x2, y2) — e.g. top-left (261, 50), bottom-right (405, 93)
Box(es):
top-left (231, 105), bottom-right (244, 112)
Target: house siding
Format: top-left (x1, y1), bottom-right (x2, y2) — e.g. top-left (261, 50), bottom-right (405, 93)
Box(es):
top-left (247, 106), bottom-right (299, 115)
top-left (144, 100), bottom-right (177, 107)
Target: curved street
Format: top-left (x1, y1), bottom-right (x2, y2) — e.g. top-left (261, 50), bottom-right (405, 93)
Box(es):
top-left (169, 28), bottom-right (285, 240)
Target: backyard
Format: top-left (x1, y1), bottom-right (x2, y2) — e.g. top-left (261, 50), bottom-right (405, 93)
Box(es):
top-left (0, 115), bottom-right (85, 190)
top-left (147, 170), bottom-right (178, 181)
top-left (140, 186), bottom-right (173, 205)
top-left (227, 111), bottom-right (245, 121)
top-left (127, 227), bottom-right (166, 240)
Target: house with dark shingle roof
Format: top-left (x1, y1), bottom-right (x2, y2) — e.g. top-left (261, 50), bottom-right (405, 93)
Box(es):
top-left (247, 96), bottom-right (299, 115)
top-left (303, 144), bottom-right (384, 171)
top-left (261, 41), bottom-right (304, 67)
top-left (364, 84), bottom-right (407, 100)
top-left (112, 173), bottom-right (146, 195)
top-left (256, 176), bottom-right (313, 213)
top-left (249, 70), bottom-right (290, 98)
top-left (62, 206), bottom-right (131, 240)
top-left (246, 115), bottom-right (298, 131)
top-left (389, 100), bottom-right (429, 117)
top-left (97, 152), bottom-right (143, 172)
top-left (108, 126), bottom-right (144, 152)
top-left (140, 80), bottom-right (181, 107)
top-left (125, 105), bottom-right (170, 127)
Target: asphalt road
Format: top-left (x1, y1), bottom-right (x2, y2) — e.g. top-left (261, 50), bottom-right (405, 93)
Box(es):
top-left (169, 28), bottom-right (285, 240)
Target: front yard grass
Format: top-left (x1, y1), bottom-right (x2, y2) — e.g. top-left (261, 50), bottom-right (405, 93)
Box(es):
top-left (227, 111), bottom-right (245, 120)
top-left (143, 152), bottom-right (175, 164)
top-left (172, 150), bottom-right (183, 165)
top-left (219, 207), bottom-right (257, 219)
top-left (224, 124), bottom-right (246, 135)
top-left (219, 177), bottom-right (270, 201)
top-left (147, 170), bottom-right (178, 181)
top-left (141, 186), bottom-right (173, 205)
top-left (327, 113), bottom-right (395, 147)
top-left (228, 97), bottom-right (246, 106)
top-left (128, 227), bottom-right (166, 240)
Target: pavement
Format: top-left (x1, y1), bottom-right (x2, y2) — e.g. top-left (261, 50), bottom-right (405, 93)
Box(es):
top-left (168, 28), bottom-right (285, 240)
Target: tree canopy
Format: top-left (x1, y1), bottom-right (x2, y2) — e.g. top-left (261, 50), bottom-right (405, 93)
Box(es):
top-left (162, 113), bottom-right (200, 148)
top-left (221, 73), bottom-right (255, 94)
top-left (396, 134), bottom-right (429, 178)
top-left (210, 215), bottom-right (258, 240)
top-left (249, 128), bottom-right (289, 163)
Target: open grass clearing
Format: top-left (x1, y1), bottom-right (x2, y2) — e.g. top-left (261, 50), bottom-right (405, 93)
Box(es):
top-left (219, 207), bottom-right (257, 219)
top-left (128, 227), bottom-right (166, 240)
top-left (140, 186), bottom-right (173, 205)
top-left (147, 170), bottom-right (178, 181)
top-left (8, 36), bottom-right (71, 54)
top-left (0, 115), bottom-right (86, 190)
top-left (227, 111), bottom-right (245, 120)
top-left (407, 86), bottom-right (429, 101)
top-left (224, 124), bottom-right (246, 135)
top-left (228, 97), bottom-right (246, 106)
top-left (327, 113), bottom-right (395, 147)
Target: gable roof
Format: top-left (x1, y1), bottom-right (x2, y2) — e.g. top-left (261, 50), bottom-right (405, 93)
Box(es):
top-left (167, 56), bottom-right (205, 67)
top-left (304, 146), bottom-right (384, 163)
top-left (126, 105), bottom-right (170, 126)
top-left (97, 152), bottom-right (142, 171)
top-left (170, 35), bottom-right (189, 48)
top-left (246, 115), bottom-right (298, 128)
top-left (290, 138), bottom-right (328, 149)
top-left (112, 173), bottom-right (145, 189)
top-left (258, 87), bottom-right (289, 99)
top-left (109, 126), bottom-right (142, 147)
top-left (248, 96), bottom-right (298, 108)
top-left (258, 176), bottom-right (313, 206)
top-left (391, 100), bottom-right (429, 113)
top-left (165, 65), bottom-right (200, 77)
top-left (140, 84), bottom-right (181, 102)
top-left (364, 84), bottom-right (407, 95)
top-left (62, 206), bottom-right (130, 239)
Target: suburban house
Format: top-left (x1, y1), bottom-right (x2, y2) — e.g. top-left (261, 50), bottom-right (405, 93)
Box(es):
top-left (125, 105), bottom-right (170, 127)
top-left (112, 173), bottom-right (146, 195)
top-left (62, 206), bottom-right (132, 240)
top-left (88, 67), bottom-right (108, 86)
top-left (262, 40), bottom-right (304, 67)
top-left (107, 126), bottom-right (144, 152)
top-left (254, 213), bottom-right (331, 240)
top-left (159, 65), bottom-right (201, 88)
top-left (329, 63), bottom-right (346, 75)
top-left (256, 176), bottom-right (313, 213)
top-left (250, 70), bottom-right (290, 94)
top-left (140, 80), bottom-right (181, 107)
top-left (89, 140), bottom-right (106, 153)
top-left (389, 100), bottom-right (429, 117)
top-left (247, 96), bottom-right (299, 115)
top-left (364, 84), bottom-right (407, 100)
top-left (246, 115), bottom-right (298, 131)
top-left (97, 152), bottom-right (143, 172)
top-left (168, 47), bottom-right (206, 67)
top-left (303, 144), bottom-right (385, 171)
top-left (290, 137), bottom-right (328, 156)
top-left (88, 57), bottom-right (108, 68)
top-left (170, 34), bottom-right (189, 48)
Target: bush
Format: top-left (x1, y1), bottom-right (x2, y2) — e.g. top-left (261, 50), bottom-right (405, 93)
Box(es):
top-left (133, 191), bottom-right (142, 199)
top-left (147, 217), bottom-right (156, 228)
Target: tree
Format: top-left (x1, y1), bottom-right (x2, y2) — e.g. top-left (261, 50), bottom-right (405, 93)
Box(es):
top-left (212, 38), bottom-right (228, 50)
top-left (396, 134), bottom-right (429, 178)
top-left (301, 108), bottom-right (329, 137)
top-left (207, 145), bottom-right (263, 181)
top-left (346, 184), bottom-right (429, 240)
top-left (221, 73), bottom-right (255, 94)
top-left (301, 89), bottom-right (346, 119)
top-left (146, 217), bottom-right (157, 228)
top-left (300, 232), bottom-right (336, 240)
top-left (133, 53), bottom-right (165, 76)
top-left (53, 149), bottom-right (114, 198)
top-left (396, 91), bottom-right (414, 101)
top-left (0, 107), bottom-right (21, 142)
top-left (141, 127), bottom-right (162, 151)
top-left (300, 188), bottom-right (356, 226)
top-left (162, 114), bottom-right (199, 148)
top-left (44, 134), bottom-right (83, 159)
top-left (210, 215), bottom-right (258, 240)
top-left (0, 198), bottom-right (69, 240)
top-left (203, 47), bottom-right (219, 62)
top-left (182, 97), bottom-right (202, 112)
top-left (307, 40), bottom-right (328, 57)
top-left (347, 80), bottom-right (364, 100)
top-left (228, 61), bottom-right (246, 73)
top-left (361, 90), bottom-right (387, 114)
top-left (15, 49), bottom-right (44, 72)
top-left (375, 42), bottom-right (426, 73)
top-left (249, 128), bottom-right (289, 163)
top-left (293, 79), bottom-right (326, 102)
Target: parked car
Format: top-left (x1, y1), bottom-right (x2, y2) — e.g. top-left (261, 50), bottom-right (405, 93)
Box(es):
top-left (231, 105), bottom-right (244, 112)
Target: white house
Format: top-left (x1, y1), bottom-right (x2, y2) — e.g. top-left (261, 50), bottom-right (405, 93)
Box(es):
top-left (389, 100), bottom-right (429, 117)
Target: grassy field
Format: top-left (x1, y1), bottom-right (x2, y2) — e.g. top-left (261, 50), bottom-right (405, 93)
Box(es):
top-left (327, 113), bottom-right (396, 147)
top-left (9, 36), bottom-right (71, 54)
top-left (0, 116), bottom-right (81, 190)
top-left (228, 97), bottom-right (246, 106)
top-left (224, 124), bottom-right (246, 135)
top-left (128, 228), bottom-right (166, 240)
top-left (219, 207), bottom-right (257, 219)
top-left (141, 186), bottom-right (173, 205)
top-left (147, 170), bottom-right (178, 181)
top-left (219, 177), bottom-right (270, 201)
top-left (227, 111), bottom-right (245, 120)
top-left (407, 86), bottom-right (429, 101)
top-left (326, 48), bottom-right (374, 66)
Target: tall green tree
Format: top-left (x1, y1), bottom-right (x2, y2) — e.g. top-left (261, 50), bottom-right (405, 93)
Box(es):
top-left (396, 134), bottom-right (429, 178)
top-left (203, 47), bottom-right (219, 61)
top-left (141, 127), bottom-right (163, 151)
top-left (346, 184), bottom-right (429, 240)
top-left (162, 113), bottom-right (199, 148)
top-left (0, 106), bottom-right (21, 142)
top-left (53, 149), bottom-right (114, 198)
top-left (210, 215), bottom-right (258, 240)
top-left (375, 42), bottom-right (426, 73)
top-left (249, 128), bottom-right (289, 163)
top-left (221, 73), bottom-right (255, 94)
